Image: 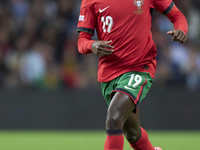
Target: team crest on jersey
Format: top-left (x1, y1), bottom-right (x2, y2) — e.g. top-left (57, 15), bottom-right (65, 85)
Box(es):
top-left (133, 0), bottom-right (145, 14)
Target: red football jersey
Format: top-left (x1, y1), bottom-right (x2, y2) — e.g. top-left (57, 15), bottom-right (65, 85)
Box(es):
top-left (77, 0), bottom-right (177, 82)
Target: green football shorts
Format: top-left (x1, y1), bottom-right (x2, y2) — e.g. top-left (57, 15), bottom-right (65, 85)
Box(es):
top-left (101, 71), bottom-right (154, 113)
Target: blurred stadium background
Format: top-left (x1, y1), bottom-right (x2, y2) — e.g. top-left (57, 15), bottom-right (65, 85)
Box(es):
top-left (0, 0), bottom-right (199, 149)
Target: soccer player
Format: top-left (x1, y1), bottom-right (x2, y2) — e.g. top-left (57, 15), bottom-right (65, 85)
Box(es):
top-left (77, 0), bottom-right (188, 149)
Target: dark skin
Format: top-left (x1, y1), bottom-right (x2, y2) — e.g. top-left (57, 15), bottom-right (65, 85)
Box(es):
top-left (91, 40), bottom-right (114, 57)
top-left (92, 29), bottom-right (188, 143)
top-left (91, 29), bottom-right (188, 57)
top-left (167, 29), bottom-right (188, 43)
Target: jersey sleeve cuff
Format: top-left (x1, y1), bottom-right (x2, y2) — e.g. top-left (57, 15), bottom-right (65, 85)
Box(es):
top-left (88, 40), bottom-right (95, 52)
top-left (162, 1), bottom-right (174, 15)
top-left (77, 27), bottom-right (94, 35)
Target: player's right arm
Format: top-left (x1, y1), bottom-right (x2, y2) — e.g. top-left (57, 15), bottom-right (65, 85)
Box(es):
top-left (77, 0), bottom-right (113, 56)
top-left (78, 32), bottom-right (114, 56)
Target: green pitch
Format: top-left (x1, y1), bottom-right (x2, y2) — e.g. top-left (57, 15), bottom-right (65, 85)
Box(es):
top-left (0, 130), bottom-right (199, 150)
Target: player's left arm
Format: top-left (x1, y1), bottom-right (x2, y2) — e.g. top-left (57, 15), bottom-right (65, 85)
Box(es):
top-left (153, 0), bottom-right (188, 43)
top-left (165, 3), bottom-right (188, 43)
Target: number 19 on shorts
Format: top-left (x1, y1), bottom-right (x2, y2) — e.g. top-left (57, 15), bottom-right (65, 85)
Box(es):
top-left (127, 74), bottom-right (143, 89)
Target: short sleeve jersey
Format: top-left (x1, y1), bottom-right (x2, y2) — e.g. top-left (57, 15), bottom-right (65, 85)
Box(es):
top-left (77, 0), bottom-right (175, 82)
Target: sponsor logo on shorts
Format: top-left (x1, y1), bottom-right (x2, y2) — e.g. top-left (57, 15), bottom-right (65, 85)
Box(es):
top-left (124, 86), bottom-right (135, 91)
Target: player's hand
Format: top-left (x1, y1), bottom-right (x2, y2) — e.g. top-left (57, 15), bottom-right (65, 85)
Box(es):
top-left (92, 40), bottom-right (114, 57)
top-left (167, 29), bottom-right (188, 43)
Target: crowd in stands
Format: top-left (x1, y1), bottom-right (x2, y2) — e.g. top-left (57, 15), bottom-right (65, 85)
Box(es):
top-left (0, 0), bottom-right (199, 91)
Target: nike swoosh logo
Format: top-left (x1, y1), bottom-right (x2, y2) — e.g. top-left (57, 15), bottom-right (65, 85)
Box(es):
top-left (99, 6), bottom-right (110, 13)
top-left (124, 86), bottom-right (135, 91)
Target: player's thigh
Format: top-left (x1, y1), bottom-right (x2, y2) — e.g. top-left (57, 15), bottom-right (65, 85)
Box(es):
top-left (106, 92), bottom-right (135, 128)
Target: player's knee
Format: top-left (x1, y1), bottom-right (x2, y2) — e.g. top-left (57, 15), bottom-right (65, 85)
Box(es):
top-left (124, 129), bottom-right (140, 143)
top-left (106, 116), bottom-right (123, 129)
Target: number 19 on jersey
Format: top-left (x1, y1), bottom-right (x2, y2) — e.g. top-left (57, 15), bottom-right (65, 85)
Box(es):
top-left (101, 16), bottom-right (113, 33)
